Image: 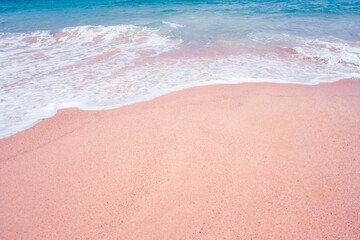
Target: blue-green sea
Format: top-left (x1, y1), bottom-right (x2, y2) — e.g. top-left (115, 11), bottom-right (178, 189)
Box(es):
top-left (1, 0), bottom-right (360, 138)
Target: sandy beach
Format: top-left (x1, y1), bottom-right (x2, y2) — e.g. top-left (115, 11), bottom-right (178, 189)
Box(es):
top-left (0, 80), bottom-right (359, 239)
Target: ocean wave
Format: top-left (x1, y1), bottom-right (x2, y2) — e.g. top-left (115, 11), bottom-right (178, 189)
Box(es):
top-left (251, 33), bottom-right (360, 67)
top-left (162, 21), bottom-right (186, 28)
top-left (0, 24), bottom-right (181, 138)
top-left (1, 24), bottom-right (360, 139)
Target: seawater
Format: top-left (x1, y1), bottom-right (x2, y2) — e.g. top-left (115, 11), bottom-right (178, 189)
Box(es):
top-left (1, 0), bottom-right (360, 138)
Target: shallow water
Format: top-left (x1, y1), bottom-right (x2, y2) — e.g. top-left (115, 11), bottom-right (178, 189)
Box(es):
top-left (1, 0), bottom-right (360, 138)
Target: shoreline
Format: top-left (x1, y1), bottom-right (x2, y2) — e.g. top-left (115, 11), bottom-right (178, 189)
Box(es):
top-left (1, 80), bottom-right (360, 239)
top-left (0, 78), bottom-right (357, 141)
top-left (1, 78), bottom-right (350, 141)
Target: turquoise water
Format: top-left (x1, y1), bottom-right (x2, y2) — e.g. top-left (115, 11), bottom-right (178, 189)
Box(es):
top-left (2, 0), bottom-right (360, 40)
top-left (1, 0), bottom-right (360, 138)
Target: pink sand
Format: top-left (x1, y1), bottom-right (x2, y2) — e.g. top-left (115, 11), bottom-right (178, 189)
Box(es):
top-left (1, 80), bottom-right (360, 239)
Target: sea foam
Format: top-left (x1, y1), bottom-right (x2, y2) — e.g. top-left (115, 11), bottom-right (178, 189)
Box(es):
top-left (1, 24), bottom-right (360, 139)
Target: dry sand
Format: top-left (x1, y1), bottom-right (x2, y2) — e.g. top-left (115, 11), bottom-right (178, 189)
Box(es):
top-left (1, 80), bottom-right (360, 239)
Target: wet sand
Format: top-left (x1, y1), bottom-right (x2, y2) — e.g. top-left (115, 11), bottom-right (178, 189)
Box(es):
top-left (1, 80), bottom-right (360, 239)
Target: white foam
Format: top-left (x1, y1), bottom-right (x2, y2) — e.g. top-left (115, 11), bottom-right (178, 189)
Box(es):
top-left (0, 24), bottom-right (181, 138)
top-left (162, 21), bottom-right (186, 28)
top-left (1, 25), bottom-right (360, 139)
top-left (251, 33), bottom-right (360, 67)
